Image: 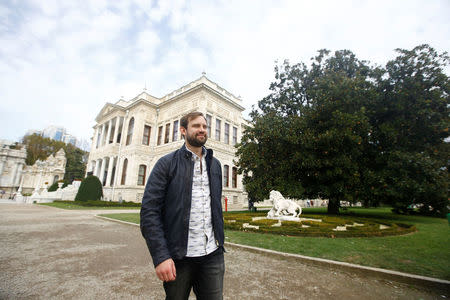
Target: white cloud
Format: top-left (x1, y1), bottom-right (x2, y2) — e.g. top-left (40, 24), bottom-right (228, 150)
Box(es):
top-left (0, 0), bottom-right (449, 142)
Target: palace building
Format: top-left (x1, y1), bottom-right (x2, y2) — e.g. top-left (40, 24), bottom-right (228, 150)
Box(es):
top-left (86, 74), bottom-right (248, 210)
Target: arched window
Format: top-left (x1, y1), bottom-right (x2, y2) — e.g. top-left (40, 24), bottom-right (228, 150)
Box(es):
top-left (223, 165), bottom-right (229, 187)
top-left (126, 117), bottom-right (134, 145)
top-left (137, 165), bottom-right (147, 185)
top-left (232, 167), bottom-right (237, 188)
top-left (121, 158), bottom-right (128, 185)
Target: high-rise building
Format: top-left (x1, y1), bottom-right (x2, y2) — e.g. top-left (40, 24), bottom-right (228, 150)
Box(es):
top-left (62, 134), bottom-right (77, 146)
top-left (42, 126), bottom-right (66, 141)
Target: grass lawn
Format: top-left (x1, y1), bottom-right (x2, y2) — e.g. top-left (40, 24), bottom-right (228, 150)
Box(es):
top-left (100, 207), bottom-right (450, 280)
top-left (39, 201), bottom-right (140, 210)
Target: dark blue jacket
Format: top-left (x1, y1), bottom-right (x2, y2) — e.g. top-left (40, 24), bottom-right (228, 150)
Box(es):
top-left (140, 144), bottom-right (224, 267)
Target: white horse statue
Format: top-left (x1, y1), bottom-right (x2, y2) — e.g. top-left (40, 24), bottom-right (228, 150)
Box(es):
top-left (267, 190), bottom-right (302, 218)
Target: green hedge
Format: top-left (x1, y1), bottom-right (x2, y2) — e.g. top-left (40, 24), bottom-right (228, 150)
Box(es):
top-left (223, 212), bottom-right (416, 238)
top-left (53, 200), bottom-right (141, 207)
top-left (75, 175), bottom-right (103, 201)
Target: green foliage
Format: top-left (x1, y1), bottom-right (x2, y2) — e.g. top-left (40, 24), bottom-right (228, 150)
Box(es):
top-left (64, 143), bottom-right (88, 183)
top-left (236, 44), bottom-right (449, 216)
top-left (21, 134), bottom-right (88, 183)
top-left (74, 175), bottom-right (103, 201)
top-left (223, 212), bottom-right (415, 238)
top-left (47, 180), bottom-right (69, 192)
top-left (53, 200), bottom-right (140, 207)
top-left (47, 181), bottom-right (59, 192)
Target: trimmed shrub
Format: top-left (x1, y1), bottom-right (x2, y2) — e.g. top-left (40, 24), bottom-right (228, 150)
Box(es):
top-left (75, 175), bottom-right (103, 201)
top-left (47, 182), bottom-right (59, 192)
top-left (52, 200), bottom-right (141, 207)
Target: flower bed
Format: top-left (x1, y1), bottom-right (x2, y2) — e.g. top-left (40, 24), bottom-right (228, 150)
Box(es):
top-left (223, 212), bottom-right (416, 238)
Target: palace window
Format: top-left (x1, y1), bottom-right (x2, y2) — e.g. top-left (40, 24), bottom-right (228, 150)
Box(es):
top-left (223, 165), bottom-right (229, 187)
top-left (137, 165), bottom-right (146, 185)
top-left (164, 123), bottom-right (170, 144)
top-left (215, 119), bottom-right (221, 141)
top-left (126, 117), bottom-right (134, 146)
top-left (172, 120), bottom-right (179, 141)
top-left (224, 123), bottom-right (230, 144)
top-left (206, 114), bottom-right (212, 137)
top-left (109, 118), bottom-right (116, 144)
top-left (232, 167), bottom-right (237, 188)
top-left (157, 126), bottom-right (163, 145)
top-left (232, 126), bottom-right (237, 145)
top-left (121, 158), bottom-right (128, 185)
top-left (116, 117), bottom-right (124, 143)
top-left (142, 125), bottom-right (151, 145)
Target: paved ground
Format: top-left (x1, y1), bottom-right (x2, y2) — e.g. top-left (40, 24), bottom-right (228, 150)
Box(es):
top-left (0, 203), bottom-right (447, 299)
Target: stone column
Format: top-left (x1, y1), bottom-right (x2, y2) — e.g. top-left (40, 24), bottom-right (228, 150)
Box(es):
top-left (113, 117), bottom-right (120, 144)
top-left (99, 123), bottom-right (106, 147)
top-left (99, 157), bottom-right (106, 185)
top-left (92, 126), bottom-right (99, 150)
top-left (94, 159), bottom-right (100, 177)
top-left (11, 162), bottom-right (20, 187)
top-left (106, 119), bottom-right (113, 145)
top-left (105, 156), bottom-right (114, 187)
top-left (13, 163), bottom-right (24, 187)
top-left (112, 156), bottom-right (120, 186)
top-left (0, 157), bottom-right (6, 176)
top-left (35, 170), bottom-right (43, 191)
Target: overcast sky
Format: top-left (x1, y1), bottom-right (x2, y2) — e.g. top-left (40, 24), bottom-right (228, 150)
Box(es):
top-left (1, 0), bottom-right (449, 144)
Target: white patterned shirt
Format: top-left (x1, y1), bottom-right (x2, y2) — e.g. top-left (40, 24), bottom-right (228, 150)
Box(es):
top-left (185, 147), bottom-right (218, 257)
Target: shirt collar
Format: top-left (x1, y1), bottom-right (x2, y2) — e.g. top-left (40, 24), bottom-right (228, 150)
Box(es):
top-left (185, 144), bottom-right (207, 160)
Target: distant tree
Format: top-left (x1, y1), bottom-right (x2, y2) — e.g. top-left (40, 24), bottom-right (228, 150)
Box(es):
top-left (21, 134), bottom-right (88, 184)
top-left (64, 143), bottom-right (88, 183)
top-left (74, 175), bottom-right (103, 201)
top-left (368, 45), bottom-right (449, 215)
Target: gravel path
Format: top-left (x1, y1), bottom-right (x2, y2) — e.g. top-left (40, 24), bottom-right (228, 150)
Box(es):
top-left (0, 204), bottom-right (447, 299)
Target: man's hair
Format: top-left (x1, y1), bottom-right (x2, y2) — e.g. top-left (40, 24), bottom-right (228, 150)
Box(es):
top-left (180, 111), bottom-right (206, 129)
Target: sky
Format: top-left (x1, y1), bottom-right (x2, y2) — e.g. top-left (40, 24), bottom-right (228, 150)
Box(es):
top-left (1, 0), bottom-right (449, 145)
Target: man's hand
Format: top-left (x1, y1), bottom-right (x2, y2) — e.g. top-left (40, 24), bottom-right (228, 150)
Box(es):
top-left (155, 258), bottom-right (176, 282)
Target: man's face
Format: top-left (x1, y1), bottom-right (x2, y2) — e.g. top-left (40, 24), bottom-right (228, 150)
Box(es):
top-left (182, 116), bottom-right (208, 147)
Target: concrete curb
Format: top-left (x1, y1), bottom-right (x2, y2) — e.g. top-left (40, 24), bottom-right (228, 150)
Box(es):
top-left (95, 215), bottom-right (141, 227)
top-left (224, 242), bottom-right (450, 293)
top-left (96, 215), bottom-right (450, 293)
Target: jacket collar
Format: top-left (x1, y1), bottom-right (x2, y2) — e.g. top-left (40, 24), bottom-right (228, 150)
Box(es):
top-left (180, 143), bottom-right (213, 160)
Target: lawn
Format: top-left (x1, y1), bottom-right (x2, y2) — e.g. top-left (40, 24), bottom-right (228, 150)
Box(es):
top-left (100, 207), bottom-right (450, 280)
top-left (39, 201), bottom-right (140, 210)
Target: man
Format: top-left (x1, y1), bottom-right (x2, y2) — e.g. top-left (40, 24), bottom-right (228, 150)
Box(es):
top-left (140, 111), bottom-right (225, 300)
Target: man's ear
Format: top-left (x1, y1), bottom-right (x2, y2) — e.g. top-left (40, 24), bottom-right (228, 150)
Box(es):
top-left (180, 126), bottom-right (186, 138)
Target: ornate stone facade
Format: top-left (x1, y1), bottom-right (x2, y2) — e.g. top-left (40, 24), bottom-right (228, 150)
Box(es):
top-left (0, 141), bottom-right (26, 198)
top-left (87, 75), bottom-right (248, 209)
top-left (0, 141), bottom-right (66, 198)
top-left (21, 149), bottom-right (66, 194)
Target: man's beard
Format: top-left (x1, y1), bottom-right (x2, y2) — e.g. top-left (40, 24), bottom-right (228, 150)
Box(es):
top-left (186, 132), bottom-right (207, 147)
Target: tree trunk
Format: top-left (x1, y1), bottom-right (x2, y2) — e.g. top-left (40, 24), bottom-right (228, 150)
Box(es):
top-left (327, 198), bottom-right (340, 214)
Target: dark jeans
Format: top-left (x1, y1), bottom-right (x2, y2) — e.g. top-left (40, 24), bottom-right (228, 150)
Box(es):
top-left (163, 248), bottom-right (225, 300)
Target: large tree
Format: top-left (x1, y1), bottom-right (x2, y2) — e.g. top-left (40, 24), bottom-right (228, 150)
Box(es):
top-left (236, 45), bottom-right (449, 215)
top-left (367, 45), bottom-right (449, 215)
